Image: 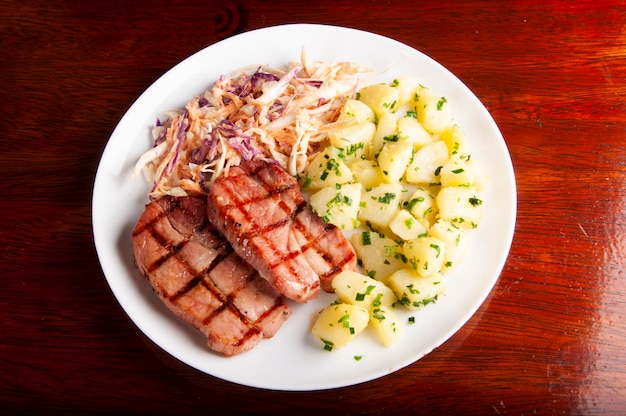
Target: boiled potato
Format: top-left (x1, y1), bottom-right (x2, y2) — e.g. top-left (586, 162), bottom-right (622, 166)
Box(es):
top-left (414, 86), bottom-right (454, 134)
top-left (404, 187), bottom-right (437, 226)
top-left (369, 110), bottom-right (397, 159)
top-left (358, 182), bottom-right (404, 229)
top-left (405, 140), bottom-right (449, 185)
top-left (358, 83), bottom-right (400, 116)
top-left (303, 146), bottom-right (354, 190)
top-left (404, 235), bottom-right (447, 277)
top-left (351, 231), bottom-right (406, 282)
top-left (440, 124), bottom-right (469, 156)
top-left (370, 304), bottom-right (403, 346)
top-left (440, 153), bottom-right (476, 188)
top-left (309, 183), bottom-right (363, 230)
top-left (396, 116), bottom-right (432, 148)
top-left (327, 122), bottom-right (375, 163)
top-left (387, 268), bottom-right (447, 310)
top-left (428, 219), bottom-right (469, 272)
top-left (389, 209), bottom-right (428, 241)
top-left (312, 303), bottom-right (370, 350)
top-left (391, 76), bottom-right (421, 105)
top-left (377, 139), bottom-right (414, 184)
top-left (337, 98), bottom-right (376, 124)
top-left (331, 270), bottom-right (397, 310)
top-left (349, 159), bottom-right (386, 189)
top-left (436, 186), bottom-right (483, 229)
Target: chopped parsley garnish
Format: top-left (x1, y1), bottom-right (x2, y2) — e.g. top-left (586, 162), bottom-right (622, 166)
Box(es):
top-left (322, 339), bottom-right (334, 352)
top-left (378, 192), bottom-right (396, 204)
top-left (361, 231), bottom-right (372, 246)
top-left (436, 97), bottom-right (447, 110)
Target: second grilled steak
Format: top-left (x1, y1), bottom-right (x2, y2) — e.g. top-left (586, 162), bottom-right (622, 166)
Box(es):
top-left (206, 159), bottom-right (357, 303)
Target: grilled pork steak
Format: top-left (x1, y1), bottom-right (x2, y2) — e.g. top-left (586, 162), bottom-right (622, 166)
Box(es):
top-left (132, 196), bottom-right (290, 356)
top-left (206, 159), bottom-right (357, 303)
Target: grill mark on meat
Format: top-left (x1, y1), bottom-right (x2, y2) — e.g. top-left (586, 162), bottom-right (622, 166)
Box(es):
top-left (215, 165), bottom-right (306, 241)
top-left (132, 195), bottom-right (290, 356)
top-left (207, 159), bottom-right (358, 302)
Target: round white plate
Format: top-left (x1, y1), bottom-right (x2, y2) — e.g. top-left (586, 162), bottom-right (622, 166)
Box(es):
top-left (92, 24), bottom-right (516, 391)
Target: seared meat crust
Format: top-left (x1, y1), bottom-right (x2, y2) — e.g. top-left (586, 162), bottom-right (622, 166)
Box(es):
top-left (206, 160), bottom-right (357, 303)
top-left (132, 196), bottom-right (290, 356)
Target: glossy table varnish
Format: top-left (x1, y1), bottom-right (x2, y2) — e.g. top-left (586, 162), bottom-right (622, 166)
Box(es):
top-left (2, 0), bottom-right (625, 414)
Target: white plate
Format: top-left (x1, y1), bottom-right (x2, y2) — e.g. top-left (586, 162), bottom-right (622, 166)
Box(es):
top-left (92, 24), bottom-right (516, 391)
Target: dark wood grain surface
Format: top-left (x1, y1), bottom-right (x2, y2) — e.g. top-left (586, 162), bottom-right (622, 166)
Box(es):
top-left (2, 0), bottom-right (625, 414)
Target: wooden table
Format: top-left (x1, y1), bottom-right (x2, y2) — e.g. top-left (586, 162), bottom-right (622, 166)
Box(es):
top-left (3, 0), bottom-right (625, 413)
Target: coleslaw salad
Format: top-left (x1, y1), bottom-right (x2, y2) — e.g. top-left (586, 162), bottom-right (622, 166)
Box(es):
top-left (133, 50), bottom-right (371, 199)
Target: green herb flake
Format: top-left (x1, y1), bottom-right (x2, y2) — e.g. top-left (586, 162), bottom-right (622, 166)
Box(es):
top-left (372, 293), bottom-right (383, 307)
top-left (322, 339), bottom-right (334, 352)
top-left (407, 283), bottom-right (420, 295)
top-left (436, 97), bottom-right (448, 110)
top-left (338, 313), bottom-right (351, 328)
top-left (430, 243), bottom-right (441, 257)
top-left (372, 308), bottom-right (385, 321)
top-left (378, 192), bottom-right (396, 204)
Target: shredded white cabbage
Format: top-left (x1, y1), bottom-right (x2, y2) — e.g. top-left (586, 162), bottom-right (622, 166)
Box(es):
top-left (133, 52), bottom-right (370, 199)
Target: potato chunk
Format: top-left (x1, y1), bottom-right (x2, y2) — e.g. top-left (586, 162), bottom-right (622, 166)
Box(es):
top-left (440, 153), bottom-right (476, 188)
top-left (428, 219), bottom-right (469, 272)
top-left (337, 98), bottom-right (377, 124)
top-left (404, 236), bottom-right (447, 277)
top-left (389, 209), bottom-right (428, 241)
top-left (358, 182), bottom-right (403, 229)
top-left (331, 270), bottom-right (397, 310)
top-left (387, 269), bottom-right (447, 310)
top-left (312, 303), bottom-right (370, 350)
top-left (369, 110), bottom-right (397, 159)
top-left (350, 231), bottom-right (406, 282)
top-left (404, 187), bottom-right (437, 226)
top-left (309, 183), bottom-right (362, 230)
top-left (370, 304), bottom-right (403, 346)
top-left (303, 146), bottom-right (354, 190)
top-left (436, 186), bottom-right (483, 229)
top-left (396, 116), bottom-right (432, 148)
top-left (391, 76), bottom-right (421, 105)
top-left (349, 159), bottom-right (386, 189)
top-left (377, 139), bottom-right (414, 184)
top-left (414, 86), bottom-right (454, 134)
top-left (358, 83), bottom-right (400, 116)
top-left (405, 140), bottom-right (449, 185)
top-left (328, 122), bottom-right (375, 163)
